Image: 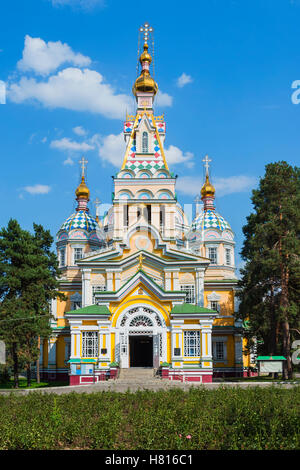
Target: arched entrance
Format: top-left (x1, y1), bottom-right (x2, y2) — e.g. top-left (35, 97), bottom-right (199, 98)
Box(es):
top-left (115, 306), bottom-right (166, 368)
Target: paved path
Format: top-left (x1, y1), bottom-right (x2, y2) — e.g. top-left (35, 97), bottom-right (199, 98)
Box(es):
top-left (0, 378), bottom-right (298, 395)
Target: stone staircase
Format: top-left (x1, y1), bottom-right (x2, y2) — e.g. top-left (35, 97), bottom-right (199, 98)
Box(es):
top-left (117, 368), bottom-right (160, 383)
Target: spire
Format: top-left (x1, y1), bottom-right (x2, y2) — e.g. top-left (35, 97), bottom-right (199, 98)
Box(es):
top-left (133, 23), bottom-right (158, 106)
top-left (75, 156), bottom-right (90, 212)
top-left (201, 155), bottom-right (215, 210)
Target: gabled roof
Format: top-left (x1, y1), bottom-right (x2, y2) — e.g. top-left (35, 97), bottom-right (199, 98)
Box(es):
top-left (93, 269), bottom-right (186, 304)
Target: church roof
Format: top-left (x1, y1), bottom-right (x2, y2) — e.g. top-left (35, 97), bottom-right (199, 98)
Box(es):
top-left (60, 210), bottom-right (99, 233)
top-left (65, 304), bottom-right (111, 315)
top-left (191, 209), bottom-right (232, 232)
top-left (171, 304), bottom-right (218, 314)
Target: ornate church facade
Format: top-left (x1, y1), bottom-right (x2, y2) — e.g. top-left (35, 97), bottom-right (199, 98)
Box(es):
top-left (40, 25), bottom-right (251, 385)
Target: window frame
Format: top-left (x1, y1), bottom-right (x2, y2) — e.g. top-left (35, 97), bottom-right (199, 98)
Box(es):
top-left (184, 330), bottom-right (201, 357)
top-left (82, 331), bottom-right (99, 358)
top-left (180, 284), bottom-right (195, 304)
top-left (207, 246), bottom-right (218, 264)
top-left (142, 131), bottom-right (148, 153)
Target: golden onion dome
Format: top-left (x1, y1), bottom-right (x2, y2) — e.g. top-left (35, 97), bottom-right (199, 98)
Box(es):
top-left (132, 72), bottom-right (158, 96)
top-left (75, 176), bottom-right (90, 200)
top-left (132, 43), bottom-right (158, 97)
top-left (201, 174), bottom-right (215, 199)
top-left (139, 43), bottom-right (152, 64)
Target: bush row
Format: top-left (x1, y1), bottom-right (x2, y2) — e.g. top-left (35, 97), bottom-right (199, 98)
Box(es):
top-left (0, 386), bottom-right (299, 450)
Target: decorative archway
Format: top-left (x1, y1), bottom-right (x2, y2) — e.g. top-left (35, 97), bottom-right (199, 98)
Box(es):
top-left (115, 305), bottom-right (167, 368)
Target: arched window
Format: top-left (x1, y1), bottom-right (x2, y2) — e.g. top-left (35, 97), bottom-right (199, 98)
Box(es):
top-left (142, 132), bottom-right (148, 153)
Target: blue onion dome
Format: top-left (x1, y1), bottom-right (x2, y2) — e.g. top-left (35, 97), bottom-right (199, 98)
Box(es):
top-left (191, 209), bottom-right (232, 232)
top-left (60, 210), bottom-right (99, 233)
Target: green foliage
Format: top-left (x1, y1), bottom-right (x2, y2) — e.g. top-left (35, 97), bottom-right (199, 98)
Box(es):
top-left (237, 161), bottom-right (300, 377)
top-left (0, 387), bottom-right (298, 450)
top-left (0, 219), bottom-right (65, 387)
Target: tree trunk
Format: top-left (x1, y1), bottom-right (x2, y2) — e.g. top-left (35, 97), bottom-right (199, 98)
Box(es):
top-left (282, 319), bottom-right (292, 379)
top-left (36, 336), bottom-right (40, 384)
top-left (12, 342), bottom-right (19, 389)
top-left (26, 362), bottom-right (31, 388)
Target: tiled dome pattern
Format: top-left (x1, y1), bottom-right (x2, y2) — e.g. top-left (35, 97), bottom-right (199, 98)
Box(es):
top-left (192, 209), bottom-right (231, 232)
top-left (60, 210), bottom-right (99, 233)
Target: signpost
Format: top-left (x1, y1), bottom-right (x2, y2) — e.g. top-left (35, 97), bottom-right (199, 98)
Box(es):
top-left (256, 356), bottom-right (286, 376)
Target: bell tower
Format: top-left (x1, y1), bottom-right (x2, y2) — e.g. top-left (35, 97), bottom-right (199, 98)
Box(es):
top-left (112, 23), bottom-right (177, 243)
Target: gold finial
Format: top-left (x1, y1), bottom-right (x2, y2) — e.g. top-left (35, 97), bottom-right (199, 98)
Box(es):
top-left (137, 253), bottom-right (145, 270)
top-left (75, 156), bottom-right (90, 200)
top-left (201, 155), bottom-right (215, 200)
top-left (133, 23), bottom-right (158, 97)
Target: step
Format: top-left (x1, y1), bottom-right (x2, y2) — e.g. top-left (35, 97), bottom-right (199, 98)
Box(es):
top-left (118, 368), bottom-right (157, 380)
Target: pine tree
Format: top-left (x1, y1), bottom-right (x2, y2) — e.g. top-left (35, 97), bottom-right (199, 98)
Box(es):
top-left (0, 219), bottom-right (64, 388)
top-left (237, 161), bottom-right (300, 379)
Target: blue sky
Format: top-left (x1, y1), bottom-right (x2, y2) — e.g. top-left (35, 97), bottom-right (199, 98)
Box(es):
top-left (0, 0), bottom-right (300, 273)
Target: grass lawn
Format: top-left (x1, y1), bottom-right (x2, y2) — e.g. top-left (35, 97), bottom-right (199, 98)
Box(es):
top-left (0, 378), bottom-right (69, 389)
top-left (0, 386), bottom-right (299, 450)
top-left (222, 375), bottom-right (300, 383)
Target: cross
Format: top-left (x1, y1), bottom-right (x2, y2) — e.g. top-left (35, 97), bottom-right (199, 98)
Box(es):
top-left (137, 253), bottom-right (145, 270)
top-left (93, 198), bottom-right (101, 216)
top-left (79, 156), bottom-right (88, 178)
top-left (139, 22), bottom-right (153, 44)
top-left (202, 155), bottom-right (212, 177)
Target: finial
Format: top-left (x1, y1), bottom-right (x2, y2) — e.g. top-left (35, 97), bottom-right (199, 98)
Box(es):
top-left (79, 156), bottom-right (88, 178)
top-left (202, 155), bottom-right (211, 178)
top-left (137, 253), bottom-right (145, 270)
top-left (94, 197), bottom-right (101, 222)
top-left (201, 155), bottom-right (215, 210)
top-left (139, 22), bottom-right (153, 45)
top-left (75, 156), bottom-right (90, 211)
top-left (194, 194), bottom-right (202, 216)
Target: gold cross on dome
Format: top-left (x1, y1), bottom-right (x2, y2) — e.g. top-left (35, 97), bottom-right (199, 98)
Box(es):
top-left (139, 22), bottom-right (154, 44)
top-left (202, 155), bottom-right (212, 176)
top-left (79, 156), bottom-right (88, 178)
top-left (137, 253), bottom-right (145, 270)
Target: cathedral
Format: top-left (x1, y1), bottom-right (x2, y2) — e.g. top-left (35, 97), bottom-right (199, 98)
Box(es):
top-left (40, 24), bottom-right (251, 385)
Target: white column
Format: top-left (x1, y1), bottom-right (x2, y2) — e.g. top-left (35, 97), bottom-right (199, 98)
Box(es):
top-left (48, 337), bottom-right (57, 367)
top-left (82, 269), bottom-right (92, 306)
top-left (195, 269), bottom-right (205, 306)
top-left (164, 269), bottom-right (172, 291)
top-left (173, 269), bottom-right (180, 291)
top-left (114, 270), bottom-right (122, 291)
top-left (70, 324), bottom-right (81, 359)
top-left (106, 271), bottom-right (114, 291)
top-left (200, 321), bottom-right (213, 368)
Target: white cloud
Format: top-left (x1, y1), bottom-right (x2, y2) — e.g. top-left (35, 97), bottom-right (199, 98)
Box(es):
top-left (155, 90), bottom-right (173, 107)
top-left (23, 184), bottom-right (51, 195)
top-left (17, 35), bottom-right (91, 76)
top-left (0, 80), bottom-right (6, 104)
top-left (96, 134), bottom-right (194, 170)
top-left (73, 125), bottom-right (87, 136)
top-left (176, 175), bottom-right (257, 197)
top-left (98, 132), bottom-right (125, 167)
top-left (8, 67), bottom-right (133, 119)
top-left (63, 157), bottom-right (74, 165)
top-left (164, 145), bottom-right (194, 167)
top-left (50, 137), bottom-right (95, 152)
top-left (176, 73), bottom-right (193, 88)
top-left (50, 0), bottom-right (105, 10)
